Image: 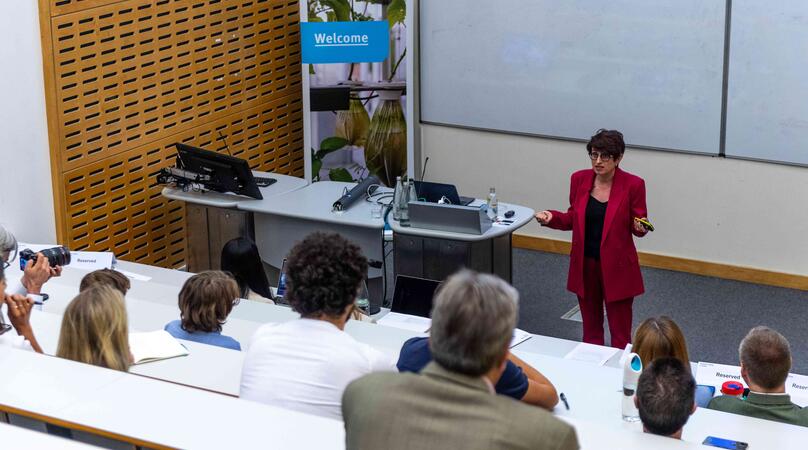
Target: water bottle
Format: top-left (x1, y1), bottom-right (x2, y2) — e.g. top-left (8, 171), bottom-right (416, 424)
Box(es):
top-left (399, 179), bottom-right (411, 227)
top-left (622, 353), bottom-right (643, 422)
top-left (392, 176), bottom-right (403, 220)
top-left (487, 187), bottom-right (498, 220)
top-left (407, 178), bottom-right (418, 203)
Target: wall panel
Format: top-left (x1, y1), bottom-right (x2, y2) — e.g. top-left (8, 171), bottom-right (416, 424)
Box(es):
top-left (41, 0), bottom-right (303, 267)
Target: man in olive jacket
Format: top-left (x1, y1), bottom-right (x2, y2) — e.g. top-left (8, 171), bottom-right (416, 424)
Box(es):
top-left (709, 326), bottom-right (808, 427)
top-left (342, 270), bottom-right (579, 450)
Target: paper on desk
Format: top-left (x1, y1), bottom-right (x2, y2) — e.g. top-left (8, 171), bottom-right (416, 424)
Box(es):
top-left (377, 312), bottom-right (431, 333)
top-left (116, 269), bottom-right (152, 282)
top-left (696, 361), bottom-right (808, 406)
top-left (510, 328), bottom-right (532, 348)
top-left (564, 343), bottom-right (619, 366)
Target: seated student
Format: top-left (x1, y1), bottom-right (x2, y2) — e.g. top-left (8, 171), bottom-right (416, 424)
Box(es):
top-left (633, 316), bottom-right (714, 407)
top-left (221, 237), bottom-right (274, 304)
top-left (708, 326), bottom-right (808, 427)
top-left (0, 262), bottom-right (42, 352)
top-left (57, 285), bottom-right (131, 371)
top-left (240, 232), bottom-right (395, 420)
top-left (342, 270), bottom-right (578, 450)
top-left (398, 336), bottom-right (558, 409)
top-left (635, 358), bottom-right (696, 440)
top-left (79, 268), bottom-right (131, 295)
top-left (164, 271), bottom-right (241, 351)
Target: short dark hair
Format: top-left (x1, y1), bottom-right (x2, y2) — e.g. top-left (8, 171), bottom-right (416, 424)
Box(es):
top-left (740, 326), bottom-right (791, 390)
top-left (636, 358), bottom-right (695, 437)
top-left (221, 237), bottom-right (272, 299)
top-left (80, 269), bottom-right (131, 295)
top-left (178, 271), bottom-right (239, 333)
top-left (586, 129), bottom-right (625, 160)
top-left (285, 232), bottom-right (367, 318)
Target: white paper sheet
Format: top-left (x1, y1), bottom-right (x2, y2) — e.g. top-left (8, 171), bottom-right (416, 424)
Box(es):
top-left (116, 269), bottom-right (152, 282)
top-left (510, 328), bottom-right (532, 348)
top-left (564, 343), bottom-right (620, 366)
top-left (377, 312), bottom-right (431, 333)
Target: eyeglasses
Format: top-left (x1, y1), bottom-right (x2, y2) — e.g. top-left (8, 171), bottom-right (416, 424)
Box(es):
top-left (2, 242), bottom-right (18, 269)
top-left (588, 151), bottom-right (613, 162)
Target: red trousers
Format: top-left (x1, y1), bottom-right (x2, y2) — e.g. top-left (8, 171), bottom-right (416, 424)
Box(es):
top-left (577, 257), bottom-right (634, 349)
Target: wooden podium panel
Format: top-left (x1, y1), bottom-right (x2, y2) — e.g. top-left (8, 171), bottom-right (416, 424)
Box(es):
top-left (40, 0), bottom-right (303, 268)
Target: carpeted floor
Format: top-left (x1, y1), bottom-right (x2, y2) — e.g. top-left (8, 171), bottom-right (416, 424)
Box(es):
top-left (511, 249), bottom-right (808, 373)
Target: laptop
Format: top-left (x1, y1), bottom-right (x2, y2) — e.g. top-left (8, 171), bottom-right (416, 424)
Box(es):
top-left (273, 258), bottom-right (288, 302)
top-left (412, 181), bottom-right (474, 206)
top-left (390, 275), bottom-right (442, 318)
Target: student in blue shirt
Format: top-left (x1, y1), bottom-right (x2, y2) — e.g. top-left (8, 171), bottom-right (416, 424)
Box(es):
top-left (165, 271), bottom-right (241, 351)
top-left (397, 336), bottom-right (559, 409)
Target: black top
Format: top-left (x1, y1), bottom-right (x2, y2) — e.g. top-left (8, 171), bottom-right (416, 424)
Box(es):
top-left (584, 195), bottom-right (608, 260)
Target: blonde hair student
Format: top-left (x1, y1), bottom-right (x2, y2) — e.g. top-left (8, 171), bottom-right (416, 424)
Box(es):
top-left (57, 285), bottom-right (131, 372)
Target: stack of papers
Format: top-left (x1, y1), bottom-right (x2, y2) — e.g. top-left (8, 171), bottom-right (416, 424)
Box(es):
top-left (377, 312), bottom-right (431, 333)
top-left (377, 312), bottom-right (533, 348)
top-left (564, 343), bottom-right (620, 366)
top-left (129, 330), bottom-right (190, 365)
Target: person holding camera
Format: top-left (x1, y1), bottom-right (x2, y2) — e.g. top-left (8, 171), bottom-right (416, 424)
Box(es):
top-left (0, 261), bottom-right (43, 353)
top-left (0, 225), bottom-right (63, 299)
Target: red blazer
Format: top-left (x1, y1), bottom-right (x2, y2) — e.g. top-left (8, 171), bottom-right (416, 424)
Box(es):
top-left (546, 167), bottom-right (648, 302)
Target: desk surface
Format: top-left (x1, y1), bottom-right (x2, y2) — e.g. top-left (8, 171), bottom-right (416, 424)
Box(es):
top-left (238, 180), bottom-right (385, 229)
top-left (0, 346), bottom-right (344, 450)
top-left (161, 171), bottom-right (307, 208)
top-left (515, 349), bottom-right (808, 449)
top-left (389, 201), bottom-right (536, 241)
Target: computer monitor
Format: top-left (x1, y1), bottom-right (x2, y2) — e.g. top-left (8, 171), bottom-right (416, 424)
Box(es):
top-left (175, 143), bottom-right (263, 200)
top-left (390, 275), bottom-right (442, 318)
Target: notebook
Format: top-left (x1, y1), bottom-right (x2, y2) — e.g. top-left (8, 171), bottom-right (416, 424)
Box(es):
top-left (129, 330), bottom-right (190, 365)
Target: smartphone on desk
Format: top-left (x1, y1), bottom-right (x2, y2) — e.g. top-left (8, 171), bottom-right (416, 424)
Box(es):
top-left (703, 436), bottom-right (748, 449)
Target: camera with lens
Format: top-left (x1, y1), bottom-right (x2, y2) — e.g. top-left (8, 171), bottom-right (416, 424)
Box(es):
top-left (19, 246), bottom-right (71, 270)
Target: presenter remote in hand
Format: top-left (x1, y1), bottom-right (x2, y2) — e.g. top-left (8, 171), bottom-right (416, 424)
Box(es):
top-left (535, 129), bottom-right (649, 349)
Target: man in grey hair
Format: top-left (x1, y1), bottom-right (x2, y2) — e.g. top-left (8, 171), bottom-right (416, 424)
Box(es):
top-left (709, 326), bottom-right (808, 427)
top-left (342, 270), bottom-right (578, 450)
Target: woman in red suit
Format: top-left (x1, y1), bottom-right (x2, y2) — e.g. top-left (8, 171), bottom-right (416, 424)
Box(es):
top-left (535, 129), bottom-right (649, 349)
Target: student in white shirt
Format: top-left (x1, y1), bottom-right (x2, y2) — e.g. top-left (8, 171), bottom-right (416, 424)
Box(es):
top-left (0, 262), bottom-right (42, 352)
top-left (239, 232), bottom-right (395, 420)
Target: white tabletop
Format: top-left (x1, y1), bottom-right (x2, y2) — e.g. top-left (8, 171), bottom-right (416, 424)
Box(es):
top-left (389, 201), bottom-right (536, 241)
top-left (237, 181), bottom-right (385, 229)
top-left (161, 171), bottom-right (307, 208)
top-left (0, 346), bottom-right (344, 450)
top-left (514, 349), bottom-right (808, 449)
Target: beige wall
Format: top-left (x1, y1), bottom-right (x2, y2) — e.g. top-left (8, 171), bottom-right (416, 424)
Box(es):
top-left (421, 124), bottom-right (808, 276)
top-left (0, 2), bottom-right (57, 244)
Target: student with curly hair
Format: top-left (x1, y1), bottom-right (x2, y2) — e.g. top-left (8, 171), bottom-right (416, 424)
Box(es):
top-left (239, 232), bottom-right (395, 420)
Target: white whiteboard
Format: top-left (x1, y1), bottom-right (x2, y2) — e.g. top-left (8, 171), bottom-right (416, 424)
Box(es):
top-left (725, 1), bottom-right (808, 166)
top-left (420, 0), bottom-right (726, 153)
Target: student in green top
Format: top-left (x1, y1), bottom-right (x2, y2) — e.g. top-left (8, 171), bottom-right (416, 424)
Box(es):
top-left (708, 326), bottom-right (808, 427)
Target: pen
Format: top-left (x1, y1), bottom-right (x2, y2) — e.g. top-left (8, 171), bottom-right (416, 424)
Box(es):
top-left (560, 392), bottom-right (570, 410)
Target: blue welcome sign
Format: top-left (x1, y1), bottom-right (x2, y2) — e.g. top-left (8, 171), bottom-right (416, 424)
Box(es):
top-left (301, 21), bottom-right (390, 64)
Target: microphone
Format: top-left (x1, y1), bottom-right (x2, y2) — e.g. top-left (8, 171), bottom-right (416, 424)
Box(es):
top-left (420, 156), bottom-right (430, 181)
top-left (332, 176), bottom-right (380, 212)
top-left (217, 131), bottom-right (235, 157)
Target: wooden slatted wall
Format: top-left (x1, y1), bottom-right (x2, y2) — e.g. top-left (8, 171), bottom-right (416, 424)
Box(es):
top-left (39, 0), bottom-right (304, 268)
